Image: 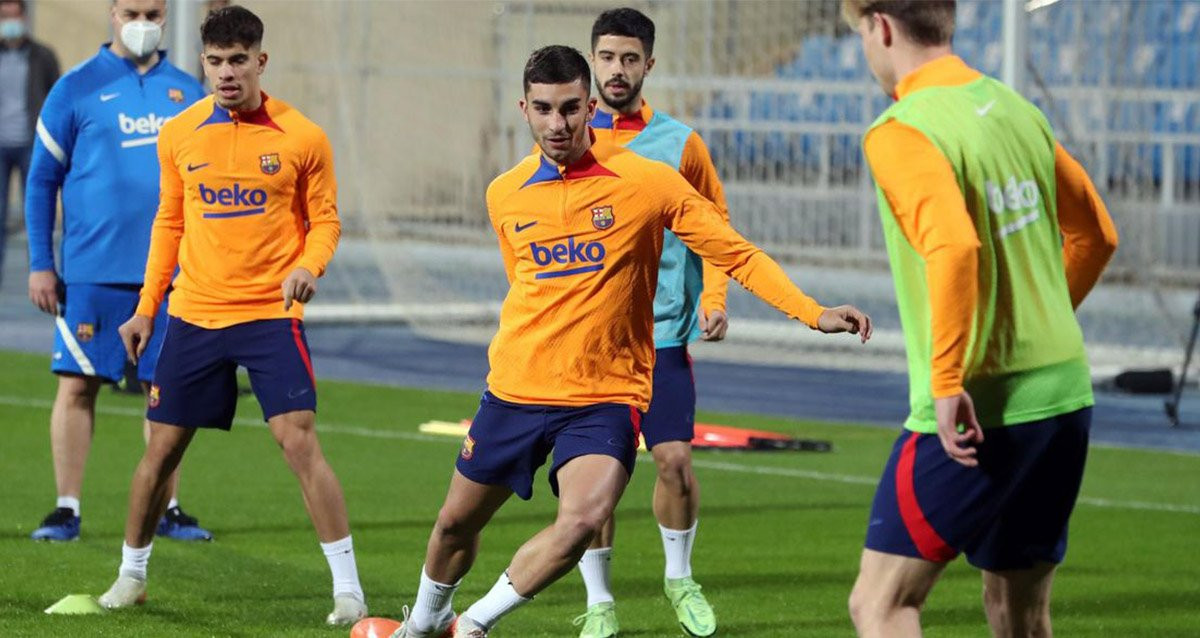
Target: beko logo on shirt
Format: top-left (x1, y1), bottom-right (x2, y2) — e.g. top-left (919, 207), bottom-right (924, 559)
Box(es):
top-left (118, 112), bottom-right (169, 135)
top-left (199, 183), bottom-right (269, 219)
top-left (530, 237), bottom-right (606, 279)
top-left (985, 176), bottom-right (1043, 240)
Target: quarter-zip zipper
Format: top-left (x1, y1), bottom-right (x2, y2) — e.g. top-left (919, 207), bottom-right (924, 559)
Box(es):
top-left (558, 164), bottom-right (569, 228)
top-left (228, 113), bottom-right (239, 169)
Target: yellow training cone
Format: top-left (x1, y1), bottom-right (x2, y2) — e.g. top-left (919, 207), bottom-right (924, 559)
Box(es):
top-left (44, 594), bottom-right (107, 615)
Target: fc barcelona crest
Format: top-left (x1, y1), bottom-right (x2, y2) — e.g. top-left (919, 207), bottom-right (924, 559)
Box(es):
top-left (461, 435), bottom-right (476, 461)
top-left (591, 205), bottom-right (614, 230)
top-left (75, 323), bottom-right (94, 343)
top-left (168, 88), bottom-right (185, 103)
top-left (148, 385), bottom-right (161, 408)
top-left (259, 153), bottom-right (281, 175)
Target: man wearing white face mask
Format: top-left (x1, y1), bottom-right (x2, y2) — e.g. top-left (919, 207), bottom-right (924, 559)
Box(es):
top-left (0, 0), bottom-right (57, 289)
top-left (24, 0), bottom-right (207, 543)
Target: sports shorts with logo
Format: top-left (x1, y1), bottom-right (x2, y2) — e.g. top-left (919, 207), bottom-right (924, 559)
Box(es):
top-left (52, 283), bottom-right (169, 383)
top-left (864, 407), bottom-right (1092, 571)
top-left (147, 317), bottom-right (317, 429)
top-left (641, 344), bottom-right (697, 449)
top-left (456, 390), bottom-right (641, 500)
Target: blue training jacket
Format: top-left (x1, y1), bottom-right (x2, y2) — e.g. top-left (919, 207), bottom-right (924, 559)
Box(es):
top-left (25, 45), bottom-right (204, 284)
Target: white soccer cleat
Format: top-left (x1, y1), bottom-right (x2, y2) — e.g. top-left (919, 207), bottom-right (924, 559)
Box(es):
top-left (453, 615), bottom-right (488, 638)
top-left (97, 574), bottom-right (147, 609)
top-left (387, 606), bottom-right (458, 638)
top-left (326, 593), bottom-right (368, 625)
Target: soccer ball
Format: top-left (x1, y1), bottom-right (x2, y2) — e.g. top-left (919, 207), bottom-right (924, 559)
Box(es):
top-left (350, 616), bottom-right (402, 638)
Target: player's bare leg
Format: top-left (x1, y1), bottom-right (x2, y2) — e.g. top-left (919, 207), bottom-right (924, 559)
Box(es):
top-left (140, 383), bottom-right (182, 503)
top-left (99, 421), bottom-right (195, 609)
top-left (849, 548), bottom-right (947, 638)
top-left (981, 563), bottom-right (1057, 638)
top-left (268, 410), bottom-right (348, 541)
top-left (267, 409), bottom-right (367, 624)
top-left (401, 470), bottom-right (513, 635)
top-left (49, 373), bottom-right (103, 506)
top-left (451, 455), bottom-right (628, 635)
top-left (651, 440), bottom-right (699, 528)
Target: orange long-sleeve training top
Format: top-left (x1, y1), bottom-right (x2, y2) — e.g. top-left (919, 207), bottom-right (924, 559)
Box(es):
top-left (864, 56), bottom-right (1119, 397)
top-left (135, 93), bottom-right (340, 328)
top-left (486, 142), bottom-right (825, 411)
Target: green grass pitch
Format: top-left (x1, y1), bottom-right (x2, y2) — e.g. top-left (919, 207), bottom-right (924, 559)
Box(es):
top-left (0, 349), bottom-right (1197, 636)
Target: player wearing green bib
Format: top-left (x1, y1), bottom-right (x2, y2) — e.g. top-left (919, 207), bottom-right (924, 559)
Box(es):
top-left (841, 2), bottom-right (1119, 637)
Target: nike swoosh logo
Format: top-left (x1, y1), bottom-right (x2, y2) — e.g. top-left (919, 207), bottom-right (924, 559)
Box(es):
top-left (976, 100), bottom-right (996, 116)
top-left (100, 93), bottom-right (120, 102)
top-left (187, 162), bottom-right (209, 172)
top-left (287, 388), bottom-right (310, 399)
top-left (514, 221), bottom-right (538, 233)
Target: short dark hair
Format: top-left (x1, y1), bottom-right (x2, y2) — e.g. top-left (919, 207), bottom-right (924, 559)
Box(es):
top-left (843, 0), bottom-right (956, 46)
top-left (1, 0), bottom-right (27, 15)
top-left (591, 7), bottom-right (655, 57)
top-left (200, 5), bottom-right (263, 49)
top-left (522, 45), bottom-right (591, 94)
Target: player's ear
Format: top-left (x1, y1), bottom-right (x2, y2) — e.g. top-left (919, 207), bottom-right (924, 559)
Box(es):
top-left (587, 96), bottom-right (598, 121)
top-left (257, 50), bottom-right (269, 75)
top-left (645, 56), bottom-right (656, 75)
top-left (878, 14), bottom-right (894, 47)
top-left (518, 98), bottom-right (530, 123)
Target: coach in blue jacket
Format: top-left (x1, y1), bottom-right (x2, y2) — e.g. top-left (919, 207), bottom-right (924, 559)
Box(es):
top-left (24, 0), bottom-right (209, 543)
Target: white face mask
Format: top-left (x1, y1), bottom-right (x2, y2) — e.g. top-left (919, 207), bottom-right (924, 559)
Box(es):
top-left (119, 20), bottom-right (162, 59)
top-left (0, 19), bottom-right (26, 41)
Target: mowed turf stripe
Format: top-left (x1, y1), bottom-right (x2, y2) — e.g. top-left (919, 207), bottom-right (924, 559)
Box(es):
top-left (4, 394), bottom-right (1198, 516)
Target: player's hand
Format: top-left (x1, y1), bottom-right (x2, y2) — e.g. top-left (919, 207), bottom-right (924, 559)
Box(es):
top-left (118, 314), bottom-right (155, 364)
top-left (28, 270), bottom-right (59, 315)
top-left (817, 305), bottom-right (873, 343)
top-left (934, 391), bottom-right (985, 467)
top-left (699, 309), bottom-right (729, 341)
top-left (282, 267), bottom-right (317, 310)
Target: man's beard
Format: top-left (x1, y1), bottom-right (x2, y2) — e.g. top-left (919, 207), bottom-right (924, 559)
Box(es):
top-left (597, 77), bottom-right (642, 111)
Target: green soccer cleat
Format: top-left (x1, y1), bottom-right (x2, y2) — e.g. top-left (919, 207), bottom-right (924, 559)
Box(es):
top-left (573, 601), bottom-right (619, 638)
top-left (664, 577), bottom-right (716, 637)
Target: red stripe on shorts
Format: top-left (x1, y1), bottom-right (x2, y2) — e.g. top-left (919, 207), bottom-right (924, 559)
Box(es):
top-left (629, 405), bottom-right (642, 441)
top-left (291, 318), bottom-right (316, 387)
top-left (896, 431), bottom-right (956, 562)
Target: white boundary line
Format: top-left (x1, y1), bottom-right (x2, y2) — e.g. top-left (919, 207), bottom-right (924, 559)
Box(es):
top-left (1, 395), bottom-right (1196, 516)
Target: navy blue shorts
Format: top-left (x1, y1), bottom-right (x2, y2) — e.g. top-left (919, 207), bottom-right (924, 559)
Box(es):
top-left (865, 407), bottom-right (1092, 571)
top-left (52, 284), bottom-right (169, 383)
top-left (455, 391), bottom-right (640, 500)
top-left (641, 345), bottom-right (697, 449)
top-left (147, 317), bottom-right (318, 430)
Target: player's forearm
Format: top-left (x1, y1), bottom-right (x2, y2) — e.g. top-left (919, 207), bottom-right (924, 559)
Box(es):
top-left (1055, 144), bottom-right (1118, 308)
top-left (927, 243), bottom-right (978, 398)
top-left (297, 218), bottom-right (340, 277)
top-left (699, 260), bottom-right (729, 313)
top-left (24, 162), bottom-right (63, 272)
top-left (135, 225), bottom-right (183, 317)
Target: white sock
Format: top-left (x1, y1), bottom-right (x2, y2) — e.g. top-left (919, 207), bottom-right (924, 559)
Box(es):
top-left (660, 521), bottom-right (697, 580)
top-left (167, 497), bottom-right (179, 511)
top-left (409, 566), bottom-right (459, 633)
top-left (579, 548), bottom-right (614, 606)
top-left (462, 571), bottom-right (531, 629)
top-left (57, 496), bottom-right (80, 517)
top-left (119, 542), bottom-right (153, 581)
top-left (320, 536), bottom-right (364, 602)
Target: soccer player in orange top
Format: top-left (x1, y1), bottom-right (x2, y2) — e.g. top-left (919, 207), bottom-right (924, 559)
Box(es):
top-left (96, 6), bottom-right (367, 626)
top-left (388, 45), bottom-right (871, 638)
top-left (575, 8), bottom-right (731, 637)
top-left (842, 2), bottom-right (1117, 637)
